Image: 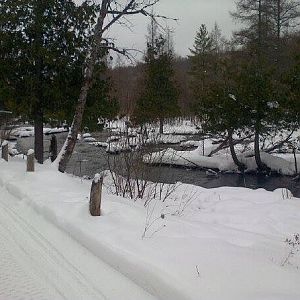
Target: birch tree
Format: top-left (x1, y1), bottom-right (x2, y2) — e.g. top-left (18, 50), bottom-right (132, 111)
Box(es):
top-left (58, 0), bottom-right (170, 172)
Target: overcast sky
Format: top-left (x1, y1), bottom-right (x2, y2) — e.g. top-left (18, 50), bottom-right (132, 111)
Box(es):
top-left (75, 0), bottom-right (237, 61)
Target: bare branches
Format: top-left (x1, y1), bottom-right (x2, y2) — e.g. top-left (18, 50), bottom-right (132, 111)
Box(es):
top-left (102, 45), bottom-right (142, 63)
top-left (103, 0), bottom-right (177, 33)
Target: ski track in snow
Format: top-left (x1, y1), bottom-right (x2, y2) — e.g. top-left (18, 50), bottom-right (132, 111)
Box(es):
top-left (0, 187), bottom-right (155, 300)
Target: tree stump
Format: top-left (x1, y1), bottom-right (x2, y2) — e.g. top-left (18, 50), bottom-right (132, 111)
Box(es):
top-left (49, 135), bottom-right (57, 162)
top-left (89, 174), bottom-right (103, 216)
top-left (1, 142), bottom-right (9, 162)
top-left (27, 149), bottom-right (35, 172)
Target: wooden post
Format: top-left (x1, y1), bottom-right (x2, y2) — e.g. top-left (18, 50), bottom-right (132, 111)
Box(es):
top-left (89, 173), bottom-right (103, 216)
top-left (27, 149), bottom-right (35, 172)
top-left (49, 135), bottom-right (57, 162)
top-left (1, 141), bottom-right (8, 162)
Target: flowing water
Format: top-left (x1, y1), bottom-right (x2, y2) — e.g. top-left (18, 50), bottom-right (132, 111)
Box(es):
top-left (17, 132), bottom-right (300, 198)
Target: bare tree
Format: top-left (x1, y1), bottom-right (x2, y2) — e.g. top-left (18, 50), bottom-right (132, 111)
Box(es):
top-left (58, 0), bottom-right (173, 172)
top-left (270, 0), bottom-right (300, 40)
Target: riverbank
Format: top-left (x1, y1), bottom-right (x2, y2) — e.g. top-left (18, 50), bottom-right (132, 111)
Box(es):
top-left (13, 131), bottom-right (300, 197)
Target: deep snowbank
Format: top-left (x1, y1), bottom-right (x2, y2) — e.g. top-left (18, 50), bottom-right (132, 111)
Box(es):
top-left (0, 157), bottom-right (300, 300)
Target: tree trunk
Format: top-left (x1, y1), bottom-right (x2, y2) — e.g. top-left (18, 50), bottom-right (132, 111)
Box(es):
top-left (277, 0), bottom-right (281, 41)
top-left (58, 1), bottom-right (109, 173)
top-left (276, 0), bottom-right (282, 64)
top-left (159, 117), bottom-right (164, 134)
top-left (293, 148), bottom-right (298, 175)
top-left (228, 129), bottom-right (245, 172)
top-left (34, 109), bottom-right (44, 164)
top-left (258, 0), bottom-right (263, 63)
top-left (33, 2), bottom-right (44, 165)
top-left (254, 123), bottom-right (266, 172)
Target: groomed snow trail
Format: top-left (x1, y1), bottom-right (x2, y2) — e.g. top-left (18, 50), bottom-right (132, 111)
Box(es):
top-left (0, 187), bottom-right (156, 300)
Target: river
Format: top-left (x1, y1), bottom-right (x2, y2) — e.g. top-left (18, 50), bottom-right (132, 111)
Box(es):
top-left (16, 132), bottom-right (300, 198)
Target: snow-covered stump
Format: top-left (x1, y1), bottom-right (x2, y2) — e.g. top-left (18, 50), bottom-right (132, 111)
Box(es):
top-left (27, 149), bottom-right (35, 172)
top-left (1, 142), bottom-right (9, 161)
top-left (89, 174), bottom-right (103, 216)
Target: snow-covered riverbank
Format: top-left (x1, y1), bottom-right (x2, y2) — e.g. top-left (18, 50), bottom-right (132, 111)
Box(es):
top-left (145, 146), bottom-right (300, 176)
top-left (0, 157), bottom-right (300, 299)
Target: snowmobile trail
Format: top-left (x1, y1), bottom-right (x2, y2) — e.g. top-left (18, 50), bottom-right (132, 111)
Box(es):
top-left (0, 186), bottom-right (156, 300)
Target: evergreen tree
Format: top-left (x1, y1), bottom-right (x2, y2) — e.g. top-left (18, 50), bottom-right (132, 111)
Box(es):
top-left (134, 32), bottom-right (180, 134)
top-left (189, 24), bottom-right (214, 102)
top-left (237, 62), bottom-right (282, 171)
top-left (231, 1), bottom-right (276, 171)
top-left (0, 0), bottom-right (97, 163)
top-left (194, 53), bottom-right (249, 170)
top-left (83, 64), bottom-right (119, 131)
top-left (283, 52), bottom-right (300, 128)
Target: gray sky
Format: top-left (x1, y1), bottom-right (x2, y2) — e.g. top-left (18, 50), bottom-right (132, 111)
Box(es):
top-left (75, 0), bottom-right (237, 60)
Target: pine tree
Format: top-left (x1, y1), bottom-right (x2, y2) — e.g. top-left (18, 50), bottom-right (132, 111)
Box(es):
top-left (231, 0), bottom-right (288, 171)
top-left (189, 24), bottom-right (214, 101)
top-left (134, 31), bottom-right (180, 134)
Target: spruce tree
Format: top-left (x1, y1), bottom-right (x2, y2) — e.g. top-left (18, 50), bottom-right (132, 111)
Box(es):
top-left (189, 24), bottom-right (214, 102)
top-left (134, 32), bottom-right (180, 134)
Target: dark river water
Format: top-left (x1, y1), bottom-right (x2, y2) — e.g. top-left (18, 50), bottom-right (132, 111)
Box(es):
top-left (17, 132), bottom-right (300, 198)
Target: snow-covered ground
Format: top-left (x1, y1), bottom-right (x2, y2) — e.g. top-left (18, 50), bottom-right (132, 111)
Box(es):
top-left (146, 146), bottom-right (300, 176)
top-left (145, 128), bottom-right (300, 176)
top-left (0, 157), bottom-right (300, 299)
top-left (89, 133), bottom-right (187, 154)
top-left (11, 126), bottom-right (68, 138)
top-left (0, 186), bottom-right (155, 300)
top-left (104, 118), bottom-right (200, 136)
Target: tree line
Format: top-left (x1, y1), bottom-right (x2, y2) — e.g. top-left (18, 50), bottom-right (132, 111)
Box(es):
top-left (111, 0), bottom-right (300, 172)
top-left (0, 0), bottom-right (299, 173)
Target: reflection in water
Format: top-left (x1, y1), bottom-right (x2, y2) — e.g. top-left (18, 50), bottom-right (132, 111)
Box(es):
top-left (17, 132), bottom-right (300, 198)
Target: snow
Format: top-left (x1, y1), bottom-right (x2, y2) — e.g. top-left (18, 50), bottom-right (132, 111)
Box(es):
top-left (11, 126), bottom-right (68, 138)
top-left (83, 137), bottom-right (96, 143)
top-left (0, 158), bottom-right (300, 299)
top-left (0, 140), bottom-right (19, 156)
top-left (90, 141), bottom-right (109, 148)
top-left (44, 127), bottom-right (68, 135)
top-left (150, 134), bottom-right (187, 144)
top-left (94, 134), bottom-right (187, 154)
top-left (162, 122), bottom-right (199, 135)
top-left (27, 149), bottom-right (34, 156)
top-left (0, 185), bottom-right (155, 300)
top-left (180, 140), bottom-right (200, 148)
top-left (104, 118), bottom-right (200, 136)
top-left (83, 133), bottom-right (92, 138)
top-left (146, 146), bottom-right (300, 176)
top-left (144, 147), bottom-right (232, 170)
top-left (93, 173), bottom-right (103, 183)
